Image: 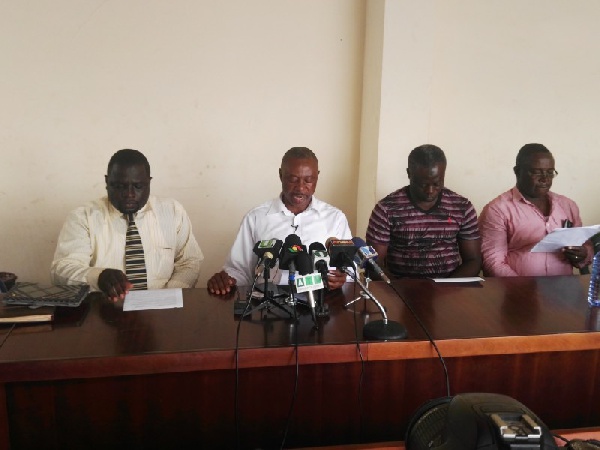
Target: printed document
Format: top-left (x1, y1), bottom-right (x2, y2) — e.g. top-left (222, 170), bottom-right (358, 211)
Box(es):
top-left (123, 288), bottom-right (183, 311)
top-left (431, 277), bottom-right (484, 283)
top-left (531, 224), bottom-right (600, 253)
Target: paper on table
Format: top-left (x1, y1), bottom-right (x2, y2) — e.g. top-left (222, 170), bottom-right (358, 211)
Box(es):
top-left (431, 277), bottom-right (484, 283)
top-left (123, 288), bottom-right (183, 311)
top-left (274, 269), bottom-right (354, 284)
top-left (531, 224), bottom-right (600, 253)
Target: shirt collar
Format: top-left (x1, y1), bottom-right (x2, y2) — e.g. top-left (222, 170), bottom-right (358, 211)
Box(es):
top-left (105, 196), bottom-right (153, 220)
top-left (510, 186), bottom-right (555, 205)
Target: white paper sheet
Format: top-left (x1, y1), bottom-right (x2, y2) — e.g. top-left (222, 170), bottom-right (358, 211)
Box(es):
top-left (123, 288), bottom-right (183, 311)
top-left (530, 225), bottom-right (600, 253)
top-left (274, 269), bottom-right (354, 284)
top-left (431, 277), bottom-right (484, 283)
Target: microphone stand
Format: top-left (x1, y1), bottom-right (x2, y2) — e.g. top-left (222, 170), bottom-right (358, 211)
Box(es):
top-left (341, 267), bottom-right (407, 340)
top-left (315, 289), bottom-right (329, 318)
top-left (345, 275), bottom-right (374, 309)
top-left (245, 265), bottom-right (292, 319)
top-left (286, 261), bottom-right (297, 306)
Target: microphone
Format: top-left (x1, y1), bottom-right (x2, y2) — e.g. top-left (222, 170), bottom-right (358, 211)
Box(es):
top-left (279, 234), bottom-right (306, 282)
top-left (351, 237), bottom-right (391, 284)
top-left (295, 251), bottom-right (319, 326)
top-left (255, 252), bottom-right (274, 278)
top-left (252, 239), bottom-right (283, 277)
top-left (325, 237), bottom-right (357, 268)
top-left (308, 242), bottom-right (330, 290)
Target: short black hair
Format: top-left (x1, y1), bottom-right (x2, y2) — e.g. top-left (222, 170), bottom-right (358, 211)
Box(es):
top-left (281, 147), bottom-right (318, 166)
top-left (408, 144), bottom-right (447, 171)
top-left (515, 143), bottom-right (552, 167)
top-left (107, 149), bottom-right (151, 176)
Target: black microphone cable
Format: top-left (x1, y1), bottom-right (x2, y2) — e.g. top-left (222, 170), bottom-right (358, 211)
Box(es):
top-left (279, 281), bottom-right (300, 450)
top-left (387, 282), bottom-right (451, 397)
top-left (345, 263), bottom-right (367, 443)
top-left (0, 323), bottom-right (16, 349)
top-left (234, 273), bottom-right (260, 450)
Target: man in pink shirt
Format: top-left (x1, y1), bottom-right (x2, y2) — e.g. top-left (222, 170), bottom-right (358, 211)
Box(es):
top-left (479, 143), bottom-right (591, 276)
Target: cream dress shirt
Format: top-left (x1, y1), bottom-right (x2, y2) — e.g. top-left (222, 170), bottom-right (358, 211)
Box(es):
top-left (51, 196), bottom-right (203, 290)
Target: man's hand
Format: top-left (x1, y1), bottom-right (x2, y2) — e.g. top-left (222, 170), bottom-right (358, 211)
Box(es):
top-left (207, 270), bottom-right (237, 295)
top-left (98, 269), bottom-right (132, 302)
top-left (562, 246), bottom-right (588, 267)
top-left (326, 269), bottom-right (347, 291)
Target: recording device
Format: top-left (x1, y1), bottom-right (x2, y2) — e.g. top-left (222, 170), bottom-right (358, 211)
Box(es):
top-left (279, 234), bottom-right (306, 283)
top-left (252, 239), bottom-right (283, 277)
top-left (405, 393), bottom-right (557, 450)
top-left (325, 237), bottom-right (357, 268)
top-left (308, 242), bottom-right (330, 289)
top-left (233, 299), bottom-right (250, 316)
top-left (351, 237), bottom-right (391, 284)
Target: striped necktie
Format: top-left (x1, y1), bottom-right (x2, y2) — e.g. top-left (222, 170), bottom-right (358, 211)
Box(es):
top-left (125, 213), bottom-right (147, 290)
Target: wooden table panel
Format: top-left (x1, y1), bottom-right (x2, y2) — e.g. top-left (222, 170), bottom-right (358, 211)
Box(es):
top-left (0, 275), bottom-right (599, 449)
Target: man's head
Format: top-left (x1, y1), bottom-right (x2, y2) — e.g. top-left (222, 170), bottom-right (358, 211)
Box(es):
top-left (513, 143), bottom-right (557, 200)
top-left (279, 147), bottom-right (320, 215)
top-left (105, 149), bottom-right (152, 215)
top-left (406, 144), bottom-right (447, 206)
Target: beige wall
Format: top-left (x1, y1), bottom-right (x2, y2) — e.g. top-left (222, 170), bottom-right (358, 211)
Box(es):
top-left (357, 0), bottom-right (600, 236)
top-left (2, 1), bottom-right (599, 287)
top-left (0, 0), bottom-right (364, 285)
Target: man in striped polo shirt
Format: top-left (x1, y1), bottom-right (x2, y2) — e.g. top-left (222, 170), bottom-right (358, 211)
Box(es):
top-left (366, 144), bottom-right (482, 279)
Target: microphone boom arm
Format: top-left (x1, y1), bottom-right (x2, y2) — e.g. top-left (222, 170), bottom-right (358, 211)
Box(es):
top-left (341, 267), bottom-right (388, 323)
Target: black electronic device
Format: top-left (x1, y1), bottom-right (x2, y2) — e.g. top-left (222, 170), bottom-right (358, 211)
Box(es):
top-left (233, 299), bottom-right (250, 316)
top-left (325, 237), bottom-right (356, 268)
top-left (405, 393), bottom-right (557, 450)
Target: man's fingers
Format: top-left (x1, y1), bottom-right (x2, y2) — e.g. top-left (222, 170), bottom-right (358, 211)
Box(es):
top-left (208, 271), bottom-right (236, 295)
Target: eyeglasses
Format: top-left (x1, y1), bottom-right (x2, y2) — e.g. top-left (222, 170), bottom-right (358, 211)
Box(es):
top-left (526, 169), bottom-right (558, 179)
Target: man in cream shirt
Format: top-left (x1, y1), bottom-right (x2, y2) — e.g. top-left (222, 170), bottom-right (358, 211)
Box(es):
top-left (51, 149), bottom-right (203, 301)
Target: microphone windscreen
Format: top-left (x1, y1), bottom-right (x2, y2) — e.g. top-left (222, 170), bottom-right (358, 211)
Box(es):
top-left (351, 237), bottom-right (367, 248)
top-left (284, 233), bottom-right (303, 247)
top-left (295, 252), bottom-right (313, 276)
top-left (268, 241), bottom-right (283, 267)
top-left (253, 239), bottom-right (284, 258)
top-left (279, 234), bottom-right (306, 270)
top-left (273, 239), bottom-right (283, 252)
top-left (309, 242), bottom-right (327, 253)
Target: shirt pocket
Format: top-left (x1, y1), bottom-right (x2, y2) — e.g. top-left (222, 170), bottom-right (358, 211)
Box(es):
top-left (151, 246), bottom-right (176, 285)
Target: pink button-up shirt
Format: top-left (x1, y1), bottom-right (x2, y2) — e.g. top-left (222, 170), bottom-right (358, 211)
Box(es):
top-left (479, 187), bottom-right (590, 276)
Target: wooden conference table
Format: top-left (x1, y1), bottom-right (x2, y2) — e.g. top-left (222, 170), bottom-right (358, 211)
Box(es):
top-left (0, 275), bottom-right (599, 449)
